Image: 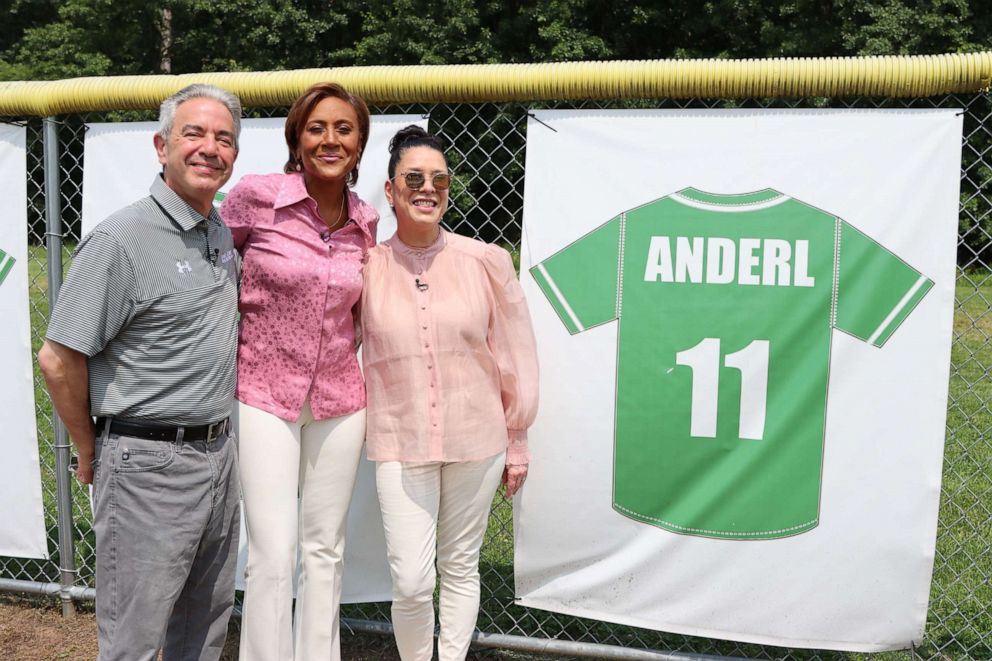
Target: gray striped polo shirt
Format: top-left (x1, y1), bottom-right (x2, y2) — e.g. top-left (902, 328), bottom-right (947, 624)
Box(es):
top-left (47, 176), bottom-right (240, 425)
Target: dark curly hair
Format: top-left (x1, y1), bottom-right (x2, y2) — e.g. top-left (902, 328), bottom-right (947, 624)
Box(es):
top-left (387, 125), bottom-right (447, 180)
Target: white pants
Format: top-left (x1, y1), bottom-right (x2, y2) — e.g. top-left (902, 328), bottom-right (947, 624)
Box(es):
top-left (375, 453), bottom-right (505, 661)
top-left (238, 401), bottom-right (366, 661)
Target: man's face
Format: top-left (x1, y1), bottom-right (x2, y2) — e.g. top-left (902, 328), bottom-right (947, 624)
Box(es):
top-left (154, 97), bottom-right (237, 215)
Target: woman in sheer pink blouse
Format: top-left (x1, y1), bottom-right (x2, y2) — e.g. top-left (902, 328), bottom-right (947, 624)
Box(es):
top-left (361, 125), bottom-right (539, 661)
top-left (219, 83), bottom-right (378, 661)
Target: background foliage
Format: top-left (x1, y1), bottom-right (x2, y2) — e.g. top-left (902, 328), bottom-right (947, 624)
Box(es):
top-left (2, 0), bottom-right (991, 80)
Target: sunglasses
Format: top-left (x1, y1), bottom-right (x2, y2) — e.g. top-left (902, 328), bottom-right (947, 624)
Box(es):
top-left (395, 171), bottom-right (451, 191)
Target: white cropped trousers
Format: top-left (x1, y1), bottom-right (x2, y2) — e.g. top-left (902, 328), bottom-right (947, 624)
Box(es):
top-left (375, 452), bottom-right (505, 661)
top-left (238, 400), bottom-right (366, 661)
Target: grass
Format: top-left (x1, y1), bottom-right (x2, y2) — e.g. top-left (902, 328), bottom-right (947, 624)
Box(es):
top-left (10, 244), bottom-right (992, 659)
top-left (922, 269), bottom-right (992, 659)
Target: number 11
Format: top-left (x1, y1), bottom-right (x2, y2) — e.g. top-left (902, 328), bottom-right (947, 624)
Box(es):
top-left (674, 338), bottom-right (770, 440)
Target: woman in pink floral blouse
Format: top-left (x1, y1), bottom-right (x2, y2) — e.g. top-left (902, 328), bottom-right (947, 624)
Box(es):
top-left (220, 82), bottom-right (378, 661)
top-left (361, 125), bottom-right (539, 661)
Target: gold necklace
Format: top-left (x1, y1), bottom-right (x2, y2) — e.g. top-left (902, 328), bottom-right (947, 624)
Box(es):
top-left (325, 194), bottom-right (346, 232)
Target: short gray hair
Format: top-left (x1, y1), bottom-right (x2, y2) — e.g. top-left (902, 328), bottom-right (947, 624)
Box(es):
top-left (158, 84), bottom-right (242, 148)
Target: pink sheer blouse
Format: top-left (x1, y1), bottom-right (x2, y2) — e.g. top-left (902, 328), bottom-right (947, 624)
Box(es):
top-left (361, 231), bottom-right (539, 464)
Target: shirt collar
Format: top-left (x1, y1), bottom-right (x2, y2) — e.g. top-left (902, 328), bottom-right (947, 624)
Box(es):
top-left (150, 174), bottom-right (219, 230)
top-left (347, 190), bottom-right (377, 245)
top-left (274, 171), bottom-right (310, 209)
top-left (387, 228), bottom-right (447, 258)
top-left (275, 172), bottom-right (377, 244)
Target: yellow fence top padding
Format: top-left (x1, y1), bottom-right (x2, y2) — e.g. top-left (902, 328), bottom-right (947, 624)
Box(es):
top-left (1, 52), bottom-right (990, 116)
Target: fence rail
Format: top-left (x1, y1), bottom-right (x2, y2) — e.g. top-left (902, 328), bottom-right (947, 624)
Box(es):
top-left (1, 58), bottom-right (990, 660)
top-left (1, 52), bottom-right (991, 114)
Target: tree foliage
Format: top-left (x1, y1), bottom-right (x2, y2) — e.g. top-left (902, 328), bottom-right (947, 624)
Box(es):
top-left (1, 0), bottom-right (990, 80)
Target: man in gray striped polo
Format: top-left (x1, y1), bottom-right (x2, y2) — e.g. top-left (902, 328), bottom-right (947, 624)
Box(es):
top-left (38, 84), bottom-right (242, 661)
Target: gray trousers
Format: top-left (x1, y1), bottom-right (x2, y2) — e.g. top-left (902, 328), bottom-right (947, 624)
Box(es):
top-left (92, 423), bottom-right (240, 661)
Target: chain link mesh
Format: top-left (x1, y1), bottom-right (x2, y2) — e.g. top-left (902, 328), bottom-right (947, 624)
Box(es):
top-left (3, 92), bottom-right (990, 659)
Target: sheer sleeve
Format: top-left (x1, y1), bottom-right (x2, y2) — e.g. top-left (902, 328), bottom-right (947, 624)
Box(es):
top-left (483, 244), bottom-right (539, 465)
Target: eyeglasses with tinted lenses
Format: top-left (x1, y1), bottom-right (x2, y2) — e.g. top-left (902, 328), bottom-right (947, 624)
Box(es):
top-left (396, 171), bottom-right (451, 191)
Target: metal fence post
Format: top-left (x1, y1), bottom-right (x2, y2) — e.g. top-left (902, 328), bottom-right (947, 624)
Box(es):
top-left (43, 115), bottom-right (77, 619)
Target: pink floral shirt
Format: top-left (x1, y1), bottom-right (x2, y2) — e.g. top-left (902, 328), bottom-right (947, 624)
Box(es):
top-left (361, 231), bottom-right (539, 464)
top-left (220, 172), bottom-right (378, 421)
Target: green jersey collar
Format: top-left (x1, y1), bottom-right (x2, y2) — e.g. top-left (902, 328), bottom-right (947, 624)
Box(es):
top-left (672, 187), bottom-right (789, 212)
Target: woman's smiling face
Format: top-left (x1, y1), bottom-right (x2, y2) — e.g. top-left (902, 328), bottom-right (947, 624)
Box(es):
top-left (385, 145), bottom-right (450, 230)
top-left (297, 96), bottom-right (361, 185)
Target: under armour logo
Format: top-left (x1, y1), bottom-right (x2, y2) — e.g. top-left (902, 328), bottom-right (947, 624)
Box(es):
top-left (176, 260), bottom-right (192, 274)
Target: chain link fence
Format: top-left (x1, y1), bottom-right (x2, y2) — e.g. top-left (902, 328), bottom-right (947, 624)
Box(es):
top-left (3, 91), bottom-right (990, 659)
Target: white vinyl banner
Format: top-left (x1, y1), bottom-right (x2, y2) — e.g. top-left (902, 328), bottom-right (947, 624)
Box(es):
top-left (517, 109), bottom-right (960, 652)
top-left (81, 114), bottom-right (427, 602)
top-left (0, 124), bottom-right (47, 559)
top-left (83, 114), bottom-right (421, 239)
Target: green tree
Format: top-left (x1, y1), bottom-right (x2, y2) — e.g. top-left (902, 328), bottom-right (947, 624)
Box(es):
top-left (3, 0), bottom-right (992, 80)
top-left (1, 0), bottom-right (164, 79)
top-left (0, 0), bottom-right (359, 80)
top-left (0, 0), bottom-right (59, 79)
top-left (347, 0), bottom-right (499, 65)
top-left (167, 0), bottom-right (354, 72)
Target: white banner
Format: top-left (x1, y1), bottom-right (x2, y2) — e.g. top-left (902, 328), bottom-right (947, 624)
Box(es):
top-left (82, 114), bottom-right (427, 602)
top-left (83, 114), bottom-right (419, 239)
top-left (0, 124), bottom-right (47, 559)
top-left (517, 109), bottom-right (960, 651)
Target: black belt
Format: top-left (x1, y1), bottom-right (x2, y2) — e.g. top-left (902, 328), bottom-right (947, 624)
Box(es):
top-left (97, 417), bottom-right (230, 443)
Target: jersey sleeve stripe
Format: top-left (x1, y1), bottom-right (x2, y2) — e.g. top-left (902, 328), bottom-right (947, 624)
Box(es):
top-left (532, 263), bottom-right (585, 334)
top-left (616, 212), bottom-right (626, 318)
top-left (0, 251), bottom-right (15, 286)
top-left (867, 275), bottom-right (933, 347)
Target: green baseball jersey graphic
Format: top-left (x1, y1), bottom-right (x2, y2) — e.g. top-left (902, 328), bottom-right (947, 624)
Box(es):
top-left (530, 188), bottom-right (932, 539)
